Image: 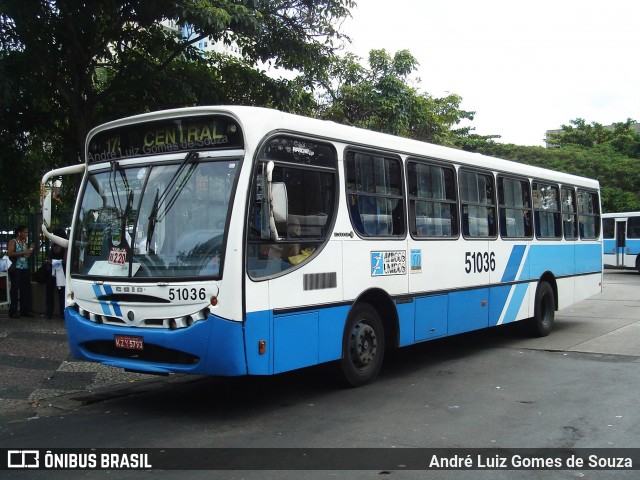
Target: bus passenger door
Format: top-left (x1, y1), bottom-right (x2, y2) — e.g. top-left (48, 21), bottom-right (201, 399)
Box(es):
top-left (616, 221), bottom-right (626, 266)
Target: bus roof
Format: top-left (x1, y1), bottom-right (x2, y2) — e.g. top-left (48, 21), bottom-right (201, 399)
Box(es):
top-left (87, 105), bottom-right (599, 189)
top-left (602, 212), bottom-right (640, 217)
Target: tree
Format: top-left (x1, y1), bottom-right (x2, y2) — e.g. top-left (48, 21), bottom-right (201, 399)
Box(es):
top-left (547, 118), bottom-right (640, 158)
top-left (462, 141), bottom-right (640, 213)
top-left (317, 49), bottom-right (477, 146)
top-left (0, 0), bottom-right (355, 210)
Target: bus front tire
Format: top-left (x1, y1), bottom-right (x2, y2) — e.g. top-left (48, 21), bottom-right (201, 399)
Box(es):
top-left (340, 303), bottom-right (385, 387)
top-left (525, 281), bottom-right (555, 337)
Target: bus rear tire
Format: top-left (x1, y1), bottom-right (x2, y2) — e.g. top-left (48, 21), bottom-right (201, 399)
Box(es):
top-left (340, 303), bottom-right (385, 387)
top-left (525, 281), bottom-right (555, 337)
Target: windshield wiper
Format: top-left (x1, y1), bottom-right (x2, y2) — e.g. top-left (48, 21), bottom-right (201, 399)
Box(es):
top-left (146, 189), bottom-right (160, 254)
top-left (108, 161), bottom-right (122, 212)
top-left (146, 151), bottom-right (198, 253)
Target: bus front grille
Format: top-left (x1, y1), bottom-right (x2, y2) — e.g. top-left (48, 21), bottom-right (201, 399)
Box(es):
top-left (83, 341), bottom-right (199, 365)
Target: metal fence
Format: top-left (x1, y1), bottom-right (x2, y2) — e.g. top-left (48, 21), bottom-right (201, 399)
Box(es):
top-left (0, 211), bottom-right (72, 274)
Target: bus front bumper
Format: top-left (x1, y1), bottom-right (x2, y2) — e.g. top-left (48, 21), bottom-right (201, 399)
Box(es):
top-left (64, 308), bottom-right (248, 376)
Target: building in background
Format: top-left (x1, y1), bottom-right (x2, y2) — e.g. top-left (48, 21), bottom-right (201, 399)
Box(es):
top-left (161, 19), bottom-right (241, 56)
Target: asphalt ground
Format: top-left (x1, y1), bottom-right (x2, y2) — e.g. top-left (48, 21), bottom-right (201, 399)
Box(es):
top-left (1, 269), bottom-right (639, 423)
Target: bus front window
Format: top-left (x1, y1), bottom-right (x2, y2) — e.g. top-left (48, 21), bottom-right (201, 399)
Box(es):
top-left (71, 158), bottom-right (238, 279)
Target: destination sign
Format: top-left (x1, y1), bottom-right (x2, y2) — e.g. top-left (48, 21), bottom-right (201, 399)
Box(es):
top-left (87, 115), bottom-right (244, 163)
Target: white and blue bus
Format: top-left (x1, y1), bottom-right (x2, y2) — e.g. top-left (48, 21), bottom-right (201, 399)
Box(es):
top-left (41, 106), bottom-right (603, 386)
top-left (602, 212), bottom-right (640, 272)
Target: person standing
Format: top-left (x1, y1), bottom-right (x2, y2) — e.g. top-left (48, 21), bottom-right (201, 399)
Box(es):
top-left (46, 228), bottom-right (67, 319)
top-left (8, 225), bottom-right (35, 318)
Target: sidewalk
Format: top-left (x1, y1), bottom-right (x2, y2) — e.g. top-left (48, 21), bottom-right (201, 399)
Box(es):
top-left (0, 310), bottom-right (164, 422)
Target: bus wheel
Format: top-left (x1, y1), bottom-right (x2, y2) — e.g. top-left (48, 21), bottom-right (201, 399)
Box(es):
top-left (340, 303), bottom-right (385, 387)
top-left (526, 281), bottom-right (555, 337)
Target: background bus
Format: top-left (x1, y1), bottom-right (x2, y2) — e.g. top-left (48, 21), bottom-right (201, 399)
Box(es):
top-left (41, 106), bottom-right (603, 386)
top-left (602, 212), bottom-right (640, 271)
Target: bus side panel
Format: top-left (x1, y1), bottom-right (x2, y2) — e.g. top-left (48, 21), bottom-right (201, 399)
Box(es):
top-left (244, 304), bottom-right (350, 375)
top-left (273, 304), bottom-right (351, 372)
top-left (574, 273), bottom-right (602, 304)
top-left (526, 243), bottom-right (600, 278)
top-left (602, 238), bottom-right (616, 267)
top-left (489, 284), bottom-right (514, 325)
top-left (448, 288), bottom-right (489, 335)
top-left (626, 239), bottom-right (640, 268)
top-left (319, 305), bottom-right (350, 363)
top-left (343, 240), bottom-right (410, 299)
top-left (273, 311), bottom-right (319, 374)
top-left (408, 240), bottom-right (490, 298)
top-left (205, 316), bottom-right (247, 376)
top-left (624, 254), bottom-right (637, 269)
top-left (575, 243), bottom-right (602, 273)
top-left (556, 276), bottom-right (576, 311)
top-left (489, 243), bottom-right (531, 325)
top-left (244, 309), bottom-right (272, 375)
top-left (527, 244), bottom-right (575, 278)
top-left (414, 295), bottom-right (447, 341)
top-left (396, 300), bottom-right (416, 347)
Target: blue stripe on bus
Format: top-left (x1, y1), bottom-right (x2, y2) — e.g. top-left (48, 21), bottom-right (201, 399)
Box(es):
top-left (92, 285), bottom-right (112, 315)
top-left (488, 285), bottom-right (510, 325)
top-left (525, 243), bottom-right (601, 276)
top-left (91, 284), bottom-right (123, 317)
top-left (501, 244), bottom-right (526, 282)
top-left (603, 238), bottom-right (640, 255)
top-left (103, 285), bottom-right (123, 316)
top-left (502, 282), bottom-right (529, 324)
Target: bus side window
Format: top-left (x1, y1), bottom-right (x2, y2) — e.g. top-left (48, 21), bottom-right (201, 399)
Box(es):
top-left (408, 161), bottom-right (458, 238)
top-left (577, 189), bottom-right (600, 239)
top-left (627, 217), bottom-right (640, 239)
top-left (346, 151), bottom-right (405, 238)
top-left (533, 181), bottom-right (561, 239)
top-left (498, 176), bottom-right (532, 239)
top-left (459, 169), bottom-right (496, 238)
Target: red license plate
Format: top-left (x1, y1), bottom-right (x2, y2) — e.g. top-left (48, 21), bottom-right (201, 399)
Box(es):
top-left (115, 334), bottom-right (144, 351)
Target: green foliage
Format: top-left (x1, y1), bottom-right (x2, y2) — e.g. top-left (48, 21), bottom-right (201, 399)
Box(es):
top-left (547, 118), bottom-right (640, 158)
top-left (463, 141), bottom-right (640, 213)
top-left (317, 49), bottom-right (475, 146)
top-left (3, 0), bottom-right (639, 217)
top-left (0, 0), bottom-right (354, 212)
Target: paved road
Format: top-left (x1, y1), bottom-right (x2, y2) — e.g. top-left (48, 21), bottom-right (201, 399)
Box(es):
top-left (1, 269), bottom-right (639, 423)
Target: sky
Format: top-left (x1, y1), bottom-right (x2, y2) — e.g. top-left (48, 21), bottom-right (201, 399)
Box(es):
top-left (340, 0), bottom-right (640, 146)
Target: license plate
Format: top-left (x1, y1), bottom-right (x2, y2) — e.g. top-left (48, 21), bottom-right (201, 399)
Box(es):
top-left (115, 334), bottom-right (144, 351)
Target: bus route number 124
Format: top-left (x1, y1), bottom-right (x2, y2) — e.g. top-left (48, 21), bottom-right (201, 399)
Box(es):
top-left (464, 251), bottom-right (496, 274)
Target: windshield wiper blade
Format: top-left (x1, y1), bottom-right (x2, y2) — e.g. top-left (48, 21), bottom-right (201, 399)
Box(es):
top-left (159, 162), bottom-right (197, 222)
top-left (146, 188), bottom-right (160, 254)
top-left (108, 161), bottom-right (122, 211)
top-left (145, 151), bottom-right (198, 253)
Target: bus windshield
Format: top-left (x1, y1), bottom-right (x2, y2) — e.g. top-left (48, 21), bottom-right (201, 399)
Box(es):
top-left (70, 156), bottom-right (239, 279)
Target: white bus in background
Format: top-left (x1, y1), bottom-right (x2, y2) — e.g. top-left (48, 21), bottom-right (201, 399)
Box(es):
top-left (41, 106), bottom-right (603, 386)
top-left (602, 212), bottom-right (640, 272)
